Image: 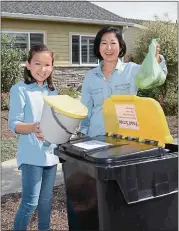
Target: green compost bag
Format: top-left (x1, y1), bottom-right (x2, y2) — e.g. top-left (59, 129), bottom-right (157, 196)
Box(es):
top-left (135, 38), bottom-right (166, 89)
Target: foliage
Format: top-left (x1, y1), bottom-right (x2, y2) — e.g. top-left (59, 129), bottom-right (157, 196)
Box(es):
top-left (59, 87), bottom-right (81, 98)
top-left (1, 93), bottom-right (10, 110)
top-left (1, 137), bottom-right (18, 162)
top-left (1, 34), bottom-right (25, 93)
top-left (162, 82), bottom-right (178, 116)
top-left (134, 14), bottom-right (177, 67)
top-left (134, 14), bottom-right (178, 116)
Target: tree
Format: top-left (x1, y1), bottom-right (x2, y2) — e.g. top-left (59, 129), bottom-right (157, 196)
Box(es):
top-left (1, 34), bottom-right (25, 93)
top-left (133, 14), bottom-right (178, 116)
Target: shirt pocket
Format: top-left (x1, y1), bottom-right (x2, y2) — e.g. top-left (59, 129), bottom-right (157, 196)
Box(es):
top-left (91, 88), bottom-right (104, 106)
top-left (113, 83), bottom-right (130, 95)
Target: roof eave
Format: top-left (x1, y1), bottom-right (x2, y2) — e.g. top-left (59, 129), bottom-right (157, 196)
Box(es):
top-left (133, 23), bottom-right (146, 29)
top-left (1, 12), bottom-right (134, 27)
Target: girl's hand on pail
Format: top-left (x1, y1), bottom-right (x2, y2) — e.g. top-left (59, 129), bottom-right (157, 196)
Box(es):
top-left (33, 122), bottom-right (44, 141)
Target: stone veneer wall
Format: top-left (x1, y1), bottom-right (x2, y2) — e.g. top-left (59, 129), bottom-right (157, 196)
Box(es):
top-left (19, 66), bottom-right (92, 93)
top-left (53, 66), bottom-right (92, 93)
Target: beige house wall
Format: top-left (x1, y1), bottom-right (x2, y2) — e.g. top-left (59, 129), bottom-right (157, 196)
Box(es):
top-left (123, 26), bottom-right (142, 55)
top-left (2, 18), bottom-right (122, 66)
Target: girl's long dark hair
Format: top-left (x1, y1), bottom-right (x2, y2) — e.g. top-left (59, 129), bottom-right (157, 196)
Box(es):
top-left (24, 44), bottom-right (55, 91)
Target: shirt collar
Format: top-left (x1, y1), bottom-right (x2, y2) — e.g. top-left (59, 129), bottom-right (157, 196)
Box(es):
top-left (27, 81), bottom-right (48, 89)
top-left (115, 58), bottom-right (124, 71)
top-left (95, 58), bottom-right (124, 76)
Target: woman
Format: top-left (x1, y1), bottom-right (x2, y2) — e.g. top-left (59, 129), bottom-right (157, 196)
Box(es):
top-left (78, 26), bottom-right (168, 138)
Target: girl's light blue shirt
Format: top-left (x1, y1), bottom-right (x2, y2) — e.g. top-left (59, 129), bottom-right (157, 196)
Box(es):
top-left (80, 56), bottom-right (168, 137)
top-left (8, 81), bottom-right (59, 168)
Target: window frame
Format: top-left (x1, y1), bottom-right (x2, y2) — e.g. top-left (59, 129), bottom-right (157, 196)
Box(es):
top-left (2, 30), bottom-right (46, 65)
top-left (2, 30), bottom-right (46, 50)
top-left (69, 32), bottom-right (99, 67)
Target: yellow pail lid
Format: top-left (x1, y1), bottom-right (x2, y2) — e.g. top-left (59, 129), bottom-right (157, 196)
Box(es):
top-left (43, 95), bottom-right (88, 119)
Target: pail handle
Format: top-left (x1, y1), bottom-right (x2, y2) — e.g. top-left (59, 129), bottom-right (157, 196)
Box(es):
top-left (51, 107), bottom-right (73, 135)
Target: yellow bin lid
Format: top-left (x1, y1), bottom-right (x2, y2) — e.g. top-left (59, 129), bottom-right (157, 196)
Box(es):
top-left (103, 95), bottom-right (173, 147)
top-left (43, 95), bottom-right (88, 119)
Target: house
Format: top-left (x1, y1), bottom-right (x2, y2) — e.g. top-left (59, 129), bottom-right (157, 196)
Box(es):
top-left (1, 1), bottom-right (134, 66)
top-left (1, 1), bottom-right (135, 90)
top-left (123, 23), bottom-right (146, 58)
top-left (123, 18), bottom-right (178, 61)
top-left (121, 18), bottom-right (149, 62)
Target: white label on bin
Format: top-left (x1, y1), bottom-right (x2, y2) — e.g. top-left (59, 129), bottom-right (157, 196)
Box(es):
top-left (72, 140), bottom-right (112, 150)
top-left (115, 104), bottom-right (139, 130)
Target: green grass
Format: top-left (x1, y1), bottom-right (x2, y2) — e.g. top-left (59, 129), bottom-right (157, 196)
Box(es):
top-left (1, 137), bottom-right (18, 162)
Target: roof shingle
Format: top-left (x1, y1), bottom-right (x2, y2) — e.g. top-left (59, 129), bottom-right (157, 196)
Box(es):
top-left (1, 1), bottom-right (133, 23)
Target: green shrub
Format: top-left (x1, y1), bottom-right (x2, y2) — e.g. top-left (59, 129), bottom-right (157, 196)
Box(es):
top-left (134, 14), bottom-right (178, 116)
top-left (163, 83), bottom-right (178, 116)
top-left (1, 93), bottom-right (10, 110)
top-left (1, 34), bottom-right (25, 93)
top-left (137, 84), bottom-right (178, 116)
top-left (59, 88), bottom-right (80, 98)
top-left (163, 99), bottom-right (178, 116)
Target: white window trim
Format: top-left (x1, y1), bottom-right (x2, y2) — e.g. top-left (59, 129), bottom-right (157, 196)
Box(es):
top-left (2, 30), bottom-right (46, 65)
top-left (69, 32), bottom-right (99, 67)
top-left (2, 30), bottom-right (47, 50)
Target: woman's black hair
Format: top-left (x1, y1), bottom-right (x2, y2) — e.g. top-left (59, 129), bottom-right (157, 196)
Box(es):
top-left (24, 44), bottom-right (55, 91)
top-left (93, 26), bottom-right (126, 60)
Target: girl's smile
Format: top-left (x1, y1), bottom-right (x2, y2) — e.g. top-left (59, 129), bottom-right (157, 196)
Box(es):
top-left (26, 51), bottom-right (53, 86)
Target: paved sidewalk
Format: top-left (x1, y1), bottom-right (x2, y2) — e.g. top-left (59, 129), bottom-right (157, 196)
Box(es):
top-left (2, 138), bottom-right (178, 196)
top-left (2, 159), bottom-right (64, 196)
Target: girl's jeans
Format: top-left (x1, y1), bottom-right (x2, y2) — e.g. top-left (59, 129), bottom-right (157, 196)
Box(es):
top-left (13, 164), bottom-right (57, 231)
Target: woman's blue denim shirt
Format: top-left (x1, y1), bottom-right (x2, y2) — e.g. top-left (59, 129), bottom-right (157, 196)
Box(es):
top-left (8, 81), bottom-right (59, 168)
top-left (80, 56), bottom-right (168, 137)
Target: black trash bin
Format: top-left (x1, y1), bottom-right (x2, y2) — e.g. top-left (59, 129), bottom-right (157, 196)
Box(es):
top-left (56, 135), bottom-right (178, 231)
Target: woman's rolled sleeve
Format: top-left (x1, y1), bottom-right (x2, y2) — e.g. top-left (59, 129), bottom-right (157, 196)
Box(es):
top-left (159, 54), bottom-right (168, 76)
top-left (8, 85), bottom-right (26, 134)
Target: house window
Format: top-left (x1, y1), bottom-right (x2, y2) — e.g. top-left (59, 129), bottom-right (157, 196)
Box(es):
top-left (72, 35), bottom-right (98, 65)
top-left (2, 31), bottom-right (44, 60)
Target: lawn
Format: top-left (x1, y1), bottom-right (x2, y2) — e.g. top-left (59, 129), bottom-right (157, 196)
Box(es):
top-left (1, 110), bottom-right (18, 161)
top-left (1, 137), bottom-right (18, 162)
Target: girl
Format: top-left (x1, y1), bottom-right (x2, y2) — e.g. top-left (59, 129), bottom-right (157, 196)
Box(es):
top-left (8, 44), bottom-right (59, 230)
top-left (79, 26), bottom-right (168, 138)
